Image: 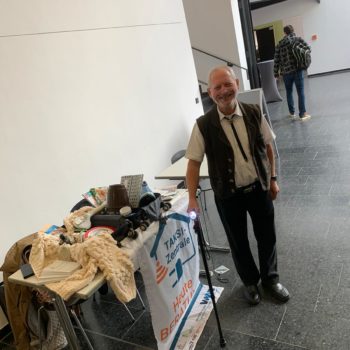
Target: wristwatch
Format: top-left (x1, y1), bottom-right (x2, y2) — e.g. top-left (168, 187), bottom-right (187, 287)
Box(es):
top-left (271, 176), bottom-right (277, 181)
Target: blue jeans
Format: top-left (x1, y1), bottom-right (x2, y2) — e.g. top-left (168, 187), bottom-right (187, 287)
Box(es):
top-left (283, 70), bottom-right (306, 117)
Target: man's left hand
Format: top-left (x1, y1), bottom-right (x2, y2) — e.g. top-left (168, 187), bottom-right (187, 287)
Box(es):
top-left (270, 180), bottom-right (280, 200)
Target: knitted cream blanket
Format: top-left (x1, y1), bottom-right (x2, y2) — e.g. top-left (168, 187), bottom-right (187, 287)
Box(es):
top-left (29, 232), bottom-right (136, 302)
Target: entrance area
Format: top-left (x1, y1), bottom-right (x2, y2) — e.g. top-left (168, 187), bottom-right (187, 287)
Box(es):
top-left (254, 26), bottom-right (276, 62)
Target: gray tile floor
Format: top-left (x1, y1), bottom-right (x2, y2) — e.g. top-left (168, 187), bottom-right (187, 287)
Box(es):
top-left (1, 71), bottom-right (350, 349)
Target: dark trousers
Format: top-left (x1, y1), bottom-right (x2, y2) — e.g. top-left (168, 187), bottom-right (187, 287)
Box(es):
top-left (214, 183), bottom-right (279, 286)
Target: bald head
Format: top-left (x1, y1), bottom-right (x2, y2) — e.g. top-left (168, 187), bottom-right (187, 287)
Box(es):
top-left (207, 66), bottom-right (240, 115)
top-left (208, 66), bottom-right (237, 88)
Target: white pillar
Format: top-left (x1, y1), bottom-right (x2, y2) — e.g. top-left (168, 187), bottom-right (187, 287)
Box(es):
top-left (183, 0), bottom-right (251, 90)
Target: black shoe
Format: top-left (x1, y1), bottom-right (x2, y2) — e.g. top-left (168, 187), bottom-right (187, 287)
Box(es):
top-left (243, 285), bottom-right (260, 305)
top-left (263, 282), bottom-right (290, 302)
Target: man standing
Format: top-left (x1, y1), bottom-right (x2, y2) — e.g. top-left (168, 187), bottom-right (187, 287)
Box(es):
top-left (274, 25), bottom-right (311, 121)
top-left (185, 66), bottom-right (289, 305)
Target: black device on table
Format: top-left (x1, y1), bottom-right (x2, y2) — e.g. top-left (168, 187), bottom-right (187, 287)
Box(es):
top-left (20, 263), bottom-right (35, 279)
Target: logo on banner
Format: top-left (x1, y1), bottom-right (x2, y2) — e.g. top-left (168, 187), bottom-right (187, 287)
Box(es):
top-left (156, 260), bottom-right (169, 284)
top-left (200, 288), bottom-right (213, 304)
top-left (150, 213), bottom-right (197, 288)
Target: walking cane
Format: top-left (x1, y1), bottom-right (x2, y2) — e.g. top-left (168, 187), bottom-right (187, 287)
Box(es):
top-left (190, 211), bottom-right (226, 348)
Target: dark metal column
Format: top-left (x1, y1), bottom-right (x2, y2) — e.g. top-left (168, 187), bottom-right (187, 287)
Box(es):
top-left (238, 0), bottom-right (261, 89)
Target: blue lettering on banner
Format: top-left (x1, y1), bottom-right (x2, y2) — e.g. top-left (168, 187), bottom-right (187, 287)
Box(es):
top-left (165, 229), bottom-right (191, 264)
top-left (164, 228), bottom-right (183, 250)
top-left (200, 288), bottom-right (213, 304)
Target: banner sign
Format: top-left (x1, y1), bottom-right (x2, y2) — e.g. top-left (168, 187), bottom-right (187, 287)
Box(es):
top-left (174, 284), bottom-right (224, 350)
top-left (139, 211), bottom-right (200, 349)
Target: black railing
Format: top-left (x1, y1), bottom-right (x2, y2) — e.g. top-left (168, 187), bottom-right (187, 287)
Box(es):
top-left (250, 0), bottom-right (287, 11)
top-left (192, 46), bottom-right (248, 71)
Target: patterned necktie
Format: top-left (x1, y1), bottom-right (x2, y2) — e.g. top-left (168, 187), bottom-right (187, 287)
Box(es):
top-left (225, 115), bottom-right (248, 162)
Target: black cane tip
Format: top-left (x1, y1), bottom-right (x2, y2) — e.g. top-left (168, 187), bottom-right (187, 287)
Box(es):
top-left (220, 338), bottom-right (227, 347)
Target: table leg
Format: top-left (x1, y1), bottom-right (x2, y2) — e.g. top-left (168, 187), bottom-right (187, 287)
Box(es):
top-left (52, 294), bottom-right (80, 350)
top-left (198, 192), bottom-right (230, 253)
top-left (70, 308), bottom-right (94, 350)
top-left (205, 242), bottom-right (230, 253)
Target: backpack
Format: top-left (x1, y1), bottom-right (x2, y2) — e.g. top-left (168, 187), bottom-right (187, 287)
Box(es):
top-left (291, 38), bottom-right (311, 70)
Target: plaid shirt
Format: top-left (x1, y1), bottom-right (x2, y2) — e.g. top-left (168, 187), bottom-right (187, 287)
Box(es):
top-left (274, 33), bottom-right (311, 76)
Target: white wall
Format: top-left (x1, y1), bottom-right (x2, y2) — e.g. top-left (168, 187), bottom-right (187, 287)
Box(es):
top-left (0, 0), bottom-right (202, 271)
top-left (251, 0), bottom-right (350, 75)
top-left (183, 0), bottom-right (250, 90)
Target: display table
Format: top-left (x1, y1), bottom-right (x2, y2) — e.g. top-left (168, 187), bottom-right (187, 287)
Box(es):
top-left (8, 269), bottom-right (105, 300)
top-left (155, 156), bottom-right (208, 180)
top-left (8, 190), bottom-right (200, 350)
top-left (9, 270), bottom-right (105, 350)
top-left (155, 159), bottom-right (231, 255)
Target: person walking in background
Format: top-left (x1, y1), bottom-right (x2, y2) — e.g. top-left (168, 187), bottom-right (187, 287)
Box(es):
top-left (185, 66), bottom-right (289, 306)
top-left (274, 25), bottom-right (311, 121)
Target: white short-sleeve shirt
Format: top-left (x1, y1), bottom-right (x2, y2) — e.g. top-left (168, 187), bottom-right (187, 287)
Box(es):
top-left (185, 103), bottom-right (275, 187)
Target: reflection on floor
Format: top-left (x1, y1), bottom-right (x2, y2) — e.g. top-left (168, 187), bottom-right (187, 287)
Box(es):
top-left (2, 71), bottom-right (350, 349)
